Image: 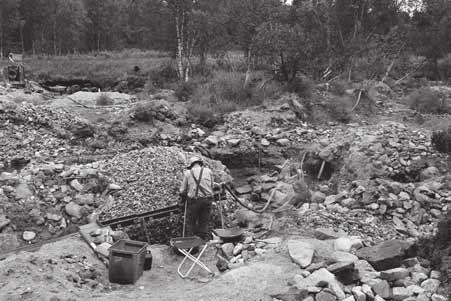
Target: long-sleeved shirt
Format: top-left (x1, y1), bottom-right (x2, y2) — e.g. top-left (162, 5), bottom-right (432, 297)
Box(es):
top-left (179, 165), bottom-right (214, 198)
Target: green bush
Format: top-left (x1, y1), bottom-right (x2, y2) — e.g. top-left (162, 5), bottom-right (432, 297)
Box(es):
top-left (287, 76), bottom-right (313, 99)
top-left (432, 127), bottom-right (451, 153)
top-left (132, 102), bottom-right (156, 123)
top-left (175, 81), bottom-right (197, 102)
top-left (96, 93), bottom-right (114, 106)
top-left (327, 96), bottom-right (353, 123)
top-left (407, 87), bottom-right (445, 114)
top-left (187, 103), bottom-right (221, 128)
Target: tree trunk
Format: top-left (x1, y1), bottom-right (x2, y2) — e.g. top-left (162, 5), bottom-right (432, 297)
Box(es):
top-left (53, 22), bottom-right (57, 56)
top-left (244, 48), bottom-right (252, 88)
top-left (0, 30), bottom-right (3, 59)
top-left (20, 24), bottom-right (24, 54)
top-left (175, 14), bottom-right (184, 81)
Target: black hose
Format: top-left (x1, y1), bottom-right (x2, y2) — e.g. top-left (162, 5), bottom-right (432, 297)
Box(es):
top-left (223, 184), bottom-right (273, 214)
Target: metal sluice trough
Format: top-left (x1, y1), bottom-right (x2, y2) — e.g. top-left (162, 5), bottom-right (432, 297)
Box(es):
top-left (98, 205), bottom-right (181, 229)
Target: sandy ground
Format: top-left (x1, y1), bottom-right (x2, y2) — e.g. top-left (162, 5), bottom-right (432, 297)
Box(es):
top-left (0, 236), bottom-right (298, 301)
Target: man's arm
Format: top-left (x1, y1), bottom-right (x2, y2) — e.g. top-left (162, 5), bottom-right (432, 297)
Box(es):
top-left (179, 172), bottom-right (188, 197)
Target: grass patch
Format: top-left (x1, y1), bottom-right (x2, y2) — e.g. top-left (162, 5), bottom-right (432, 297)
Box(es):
top-left (186, 70), bottom-right (284, 127)
top-left (0, 50), bottom-right (171, 89)
top-left (407, 87), bottom-right (446, 114)
top-left (432, 126), bottom-right (451, 154)
top-left (95, 93), bottom-right (114, 106)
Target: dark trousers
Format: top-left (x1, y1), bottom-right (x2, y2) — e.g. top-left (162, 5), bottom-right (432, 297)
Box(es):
top-left (185, 197), bottom-right (212, 240)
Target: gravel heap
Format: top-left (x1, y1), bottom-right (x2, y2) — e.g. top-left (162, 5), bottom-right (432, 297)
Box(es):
top-left (99, 146), bottom-right (232, 220)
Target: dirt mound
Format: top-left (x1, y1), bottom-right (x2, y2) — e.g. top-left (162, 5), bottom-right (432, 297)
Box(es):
top-left (99, 146), bottom-right (232, 220)
top-left (0, 236), bottom-right (108, 300)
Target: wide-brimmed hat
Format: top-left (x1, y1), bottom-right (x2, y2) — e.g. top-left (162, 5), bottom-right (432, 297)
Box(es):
top-left (188, 156), bottom-right (203, 168)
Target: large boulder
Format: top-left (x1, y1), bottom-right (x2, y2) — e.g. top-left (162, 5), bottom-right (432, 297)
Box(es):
top-left (287, 240), bottom-right (314, 268)
top-left (355, 240), bottom-right (412, 271)
top-left (314, 228), bottom-right (348, 240)
top-left (294, 268), bottom-right (345, 299)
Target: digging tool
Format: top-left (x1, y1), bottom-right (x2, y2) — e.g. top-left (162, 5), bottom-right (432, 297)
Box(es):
top-left (182, 198), bottom-right (188, 237)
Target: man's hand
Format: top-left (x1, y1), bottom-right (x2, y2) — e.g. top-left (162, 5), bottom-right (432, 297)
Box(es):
top-left (178, 194), bottom-right (186, 210)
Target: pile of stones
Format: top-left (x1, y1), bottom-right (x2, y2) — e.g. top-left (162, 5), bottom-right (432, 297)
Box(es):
top-left (276, 231), bottom-right (448, 301)
top-left (0, 161), bottom-right (112, 251)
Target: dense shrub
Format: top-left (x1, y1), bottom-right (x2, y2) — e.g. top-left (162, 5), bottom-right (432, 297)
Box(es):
top-left (327, 96), bottom-right (353, 123)
top-left (96, 93), bottom-right (114, 106)
top-left (149, 61), bottom-right (179, 88)
top-left (175, 81), bottom-right (197, 102)
top-left (432, 127), bottom-right (451, 153)
top-left (132, 102), bottom-right (156, 123)
top-left (407, 87), bottom-right (445, 114)
top-left (437, 53), bottom-right (451, 79)
top-left (187, 103), bottom-right (222, 128)
top-left (286, 76), bottom-right (313, 99)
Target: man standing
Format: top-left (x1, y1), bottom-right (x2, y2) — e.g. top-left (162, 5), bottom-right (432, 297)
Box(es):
top-left (179, 156), bottom-right (216, 240)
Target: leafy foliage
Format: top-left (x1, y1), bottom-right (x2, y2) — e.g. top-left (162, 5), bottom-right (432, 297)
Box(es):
top-left (432, 127), bottom-right (451, 154)
top-left (407, 87), bottom-right (446, 114)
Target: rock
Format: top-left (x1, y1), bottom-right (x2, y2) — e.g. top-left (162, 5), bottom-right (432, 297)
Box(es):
top-left (314, 227), bottom-right (348, 240)
top-left (406, 285), bottom-right (424, 296)
top-left (22, 231), bottom-right (36, 241)
top-left (70, 179), bottom-right (84, 192)
top-left (315, 291), bottom-right (337, 301)
top-left (355, 260), bottom-right (379, 283)
top-left (374, 296), bottom-right (386, 301)
top-left (343, 296), bottom-right (355, 301)
top-left (271, 288), bottom-right (309, 301)
top-left (108, 184), bottom-right (122, 190)
top-left (227, 138), bottom-right (241, 147)
top-left (46, 212), bottom-right (62, 221)
top-left (15, 183), bottom-right (33, 200)
top-left (420, 167), bottom-right (439, 180)
top-left (334, 237), bottom-right (353, 252)
top-left (205, 136), bottom-right (218, 146)
top-left (216, 256), bottom-right (229, 272)
top-left (356, 240), bottom-right (411, 271)
top-left (287, 239), bottom-right (314, 268)
top-left (416, 294), bottom-right (431, 301)
top-left (0, 233), bottom-right (20, 252)
top-left (431, 294), bottom-right (447, 301)
top-left (327, 261), bottom-right (358, 285)
top-left (402, 258), bottom-right (420, 268)
top-left (0, 215), bottom-right (11, 231)
top-left (236, 185), bottom-right (253, 195)
top-left (429, 270), bottom-right (441, 279)
top-left (319, 148), bottom-right (334, 161)
top-left (65, 202), bottom-right (82, 219)
top-left (75, 193), bottom-right (94, 205)
top-left (392, 287), bottom-right (410, 301)
top-left (367, 279), bottom-right (390, 299)
top-left (294, 268), bottom-right (345, 299)
top-left (233, 243), bottom-right (244, 256)
top-left (420, 279), bottom-right (440, 293)
top-left (261, 139), bottom-right (270, 147)
top-left (330, 251), bottom-right (359, 263)
top-left (361, 284), bottom-right (374, 299)
top-left (221, 243), bottom-right (234, 259)
top-left (411, 272), bottom-right (428, 284)
top-left (351, 286), bottom-right (366, 301)
top-left (277, 138), bottom-right (290, 146)
top-left (380, 267), bottom-right (410, 282)
top-left (311, 191), bottom-right (326, 203)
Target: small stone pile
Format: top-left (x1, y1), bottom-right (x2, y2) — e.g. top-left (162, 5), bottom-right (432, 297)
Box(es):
top-left (98, 146), bottom-right (232, 220)
top-left (276, 232), bottom-right (448, 301)
top-left (215, 235), bottom-right (279, 271)
top-left (0, 99), bottom-right (98, 167)
top-left (0, 162), bottom-right (110, 250)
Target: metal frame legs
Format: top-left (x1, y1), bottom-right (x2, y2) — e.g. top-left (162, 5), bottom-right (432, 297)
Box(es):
top-left (176, 243), bottom-right (213, 278)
